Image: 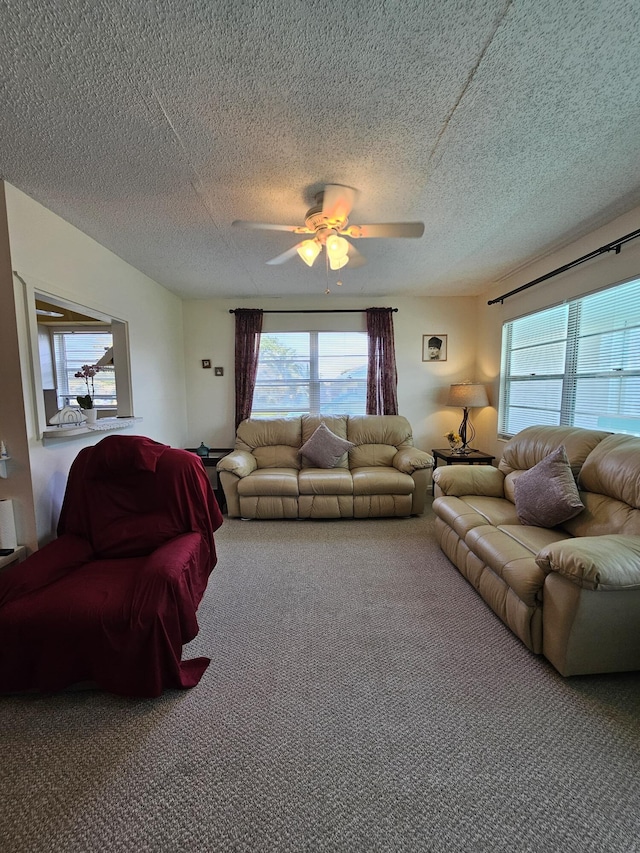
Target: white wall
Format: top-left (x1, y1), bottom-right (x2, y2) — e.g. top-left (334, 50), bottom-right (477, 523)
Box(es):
top-left (182, 294), bottom-right (481, 453)
top-left (474, 205), bottom-right (640, 459)
top-left (4, 183), bottom-right (188, 546)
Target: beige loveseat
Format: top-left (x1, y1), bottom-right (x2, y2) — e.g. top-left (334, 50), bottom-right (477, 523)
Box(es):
top-left (432, 425), bottom-right (640, 676)
top-left (217, 414), bottom-right (433, 520)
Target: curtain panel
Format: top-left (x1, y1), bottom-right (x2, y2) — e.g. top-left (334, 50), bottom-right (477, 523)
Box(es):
top-left (366, 307), bottom-right (398, 415)
top-left (234, 309), bottom-right (264, 427)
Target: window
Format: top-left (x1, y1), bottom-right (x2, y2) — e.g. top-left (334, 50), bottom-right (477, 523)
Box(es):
top-left (252, 332), bottom-right (368, 417)
top-left (499, 277), bottom-right (640, 438)
top-left (52, 329), bottom-right (117, 410)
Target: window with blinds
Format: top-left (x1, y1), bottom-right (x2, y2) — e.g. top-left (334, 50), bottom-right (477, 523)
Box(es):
top-left (52, 330), bottom-right (117, 409)
top-left (499, 277), bottom-right (640, 438)
top-left (252, 331), bottom-right (368, 417)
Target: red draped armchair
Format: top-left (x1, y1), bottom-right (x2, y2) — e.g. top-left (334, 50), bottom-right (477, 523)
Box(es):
top-left (0, 435), bottom-right (223, 697)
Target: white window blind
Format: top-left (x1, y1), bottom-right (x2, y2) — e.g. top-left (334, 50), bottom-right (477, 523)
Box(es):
top-left (52, 330), bottom-right (117, 409)
top-left (252, 331), bottom-right (368, 417)
top-left (499, 277), bottom-right (640, 437)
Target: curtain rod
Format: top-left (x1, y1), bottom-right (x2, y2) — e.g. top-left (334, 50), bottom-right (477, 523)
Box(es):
top-left (488, 227), bottom-right (640, 305)
top-left (229, 308), bottom-right (398, 314)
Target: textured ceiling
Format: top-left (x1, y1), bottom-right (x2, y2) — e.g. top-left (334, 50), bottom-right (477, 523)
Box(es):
top-left (2, 0), bottom-right (640, 300)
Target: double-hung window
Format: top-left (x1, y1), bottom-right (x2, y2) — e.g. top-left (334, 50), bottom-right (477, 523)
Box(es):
top-left (499, 277), bottom-right (640, 438)
top-left (251, 331), bottom-right (368, 417)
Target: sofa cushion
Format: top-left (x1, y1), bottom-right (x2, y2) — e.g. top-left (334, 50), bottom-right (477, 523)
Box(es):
top-left (562, 491), bottom-right (640, 537)
top-left (236, 417), bottom-right (301, 448)
top-left (578, 433), bottom-right (640, 509)
top-left (513, 445), bottom-right (584, 527)
top-left (352, 467), bottom-right (414, 495)
top-left (299, 422), bottom-right (354, 468)
top-left (299, 468), bottom-right (353, 495)
top-left (464, 524), bottom-right (548, 606)
top-left (254, 445), bottom-right (302, 469)
top-left (349, 444), bottom-right (398, 468)
top-left (347, 414), bottom-right (413, 447)
top-left (237, 469), bottom-right (299, 497)
top-left (499, 425), bottom-right (610, 479)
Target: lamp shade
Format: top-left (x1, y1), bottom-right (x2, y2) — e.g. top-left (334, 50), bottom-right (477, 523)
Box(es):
top-left (447, 383), bottom-right (489, 408)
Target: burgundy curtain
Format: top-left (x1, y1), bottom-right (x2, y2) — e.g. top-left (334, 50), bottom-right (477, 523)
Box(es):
top-left (366, 308), bottom-right (398, 415)
top-left (234, 309), bottom-right (263, 428)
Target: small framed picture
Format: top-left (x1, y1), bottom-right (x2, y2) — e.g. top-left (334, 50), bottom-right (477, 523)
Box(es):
top-left (422, 334), bottom-right (447, 362)
top-left (201, 359), bottom-right (211, 369)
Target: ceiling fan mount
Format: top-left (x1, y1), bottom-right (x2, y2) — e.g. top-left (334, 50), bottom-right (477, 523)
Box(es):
top-left (302, 191), bottom-right (349, 235)
top-left (232, 184), bottom-right (424, 270)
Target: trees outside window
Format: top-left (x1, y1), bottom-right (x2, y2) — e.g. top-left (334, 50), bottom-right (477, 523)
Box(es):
top-left (251, 332), bottom-right (368, 417)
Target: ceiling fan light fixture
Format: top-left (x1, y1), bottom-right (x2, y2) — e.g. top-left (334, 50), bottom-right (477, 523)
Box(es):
top-left (326, 233), bottom-right (349, 258)
top-left (329, 254), bottom-right (349, 271)
top-left (297, 239), bottom-right (321, 267)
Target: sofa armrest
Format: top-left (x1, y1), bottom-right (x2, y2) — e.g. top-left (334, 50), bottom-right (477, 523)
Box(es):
top-left (432, 465), bottom-right (505, 497)
top-left (393, 447), bottom-right (433, 474)
top-left (536, 535), bottom-right (640, 590)
top-left (216, 450), bottom-right (257, 479)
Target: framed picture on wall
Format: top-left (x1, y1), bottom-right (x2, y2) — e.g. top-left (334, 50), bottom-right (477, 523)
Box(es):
top-left (423, 334), bottom-right (447, 362)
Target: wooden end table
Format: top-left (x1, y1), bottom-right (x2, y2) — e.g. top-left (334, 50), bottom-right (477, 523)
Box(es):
top-left (185, 448), bottom-right (233, 512)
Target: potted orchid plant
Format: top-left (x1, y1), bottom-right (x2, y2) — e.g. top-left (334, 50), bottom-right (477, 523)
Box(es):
top-left (75, 363), bottom-right (102, 411)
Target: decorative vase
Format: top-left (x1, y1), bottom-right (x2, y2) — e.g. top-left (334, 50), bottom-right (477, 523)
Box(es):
top-left (85, 408), bottom-right (97, 425)
top-left (448, 438), bottom-right (462, 452)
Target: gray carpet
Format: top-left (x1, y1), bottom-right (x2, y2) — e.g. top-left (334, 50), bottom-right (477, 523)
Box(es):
top-left (1, 507), bottom-right (639, 852)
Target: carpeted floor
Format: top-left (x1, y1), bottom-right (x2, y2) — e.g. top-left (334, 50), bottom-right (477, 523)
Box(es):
top-left (1, 507), bottom-right (639, 852)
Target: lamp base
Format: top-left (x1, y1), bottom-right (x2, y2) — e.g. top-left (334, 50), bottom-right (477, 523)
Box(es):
top-left (458, 408), bottom-right (476, 454)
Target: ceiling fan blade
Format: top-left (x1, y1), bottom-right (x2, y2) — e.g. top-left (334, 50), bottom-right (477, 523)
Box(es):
top-left (265, 244), bottom-right (304, 265)
top-left (343, 222), bottom-right (425, 239)
top-left (321, 184), bottom-right (358, 225)
top-left (346, 243), bottom-right (367, 268)
top-left (232, 220), bottom-right (312, 233)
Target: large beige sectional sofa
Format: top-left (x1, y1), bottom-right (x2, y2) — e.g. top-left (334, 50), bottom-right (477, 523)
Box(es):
top-left (432, 425), bottom-right (640, 676)
top-left (218, 414), bottom-right (433, 520)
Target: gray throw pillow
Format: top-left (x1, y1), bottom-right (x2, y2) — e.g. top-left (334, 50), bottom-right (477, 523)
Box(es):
top-left (514, 444), bottom-right (584, 527)
top-left (299, 423), bottom-right (354, 468)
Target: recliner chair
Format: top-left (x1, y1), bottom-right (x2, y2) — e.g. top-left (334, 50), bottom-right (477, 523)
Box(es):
top-left (0, 435), bottom-right (223, 697)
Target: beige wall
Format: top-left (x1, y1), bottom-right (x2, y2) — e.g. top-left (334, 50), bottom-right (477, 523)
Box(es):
top-left (2, 182), bottom-right (188, 547)
top-left (182, 294), bottom-right (481, 454)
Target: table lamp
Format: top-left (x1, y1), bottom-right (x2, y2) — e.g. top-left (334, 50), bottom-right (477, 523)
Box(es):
top-left (447, 382), bottom-right (489, 454)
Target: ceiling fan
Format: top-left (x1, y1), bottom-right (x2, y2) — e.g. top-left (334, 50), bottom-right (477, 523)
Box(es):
top-left (232, 184), bottom-right (425, 270)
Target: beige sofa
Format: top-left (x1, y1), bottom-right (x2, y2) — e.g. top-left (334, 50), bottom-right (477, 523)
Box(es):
top-left (217, 414), bottom-right (433, 520)
top-left (432, 425), bottom-right (640, 676)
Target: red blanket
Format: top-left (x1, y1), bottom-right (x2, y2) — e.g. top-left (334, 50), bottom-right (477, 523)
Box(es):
top-left (0, 436), bottom-right (223, 697)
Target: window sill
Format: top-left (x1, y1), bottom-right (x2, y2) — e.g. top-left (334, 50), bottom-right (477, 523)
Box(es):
top-left (42, 417), bottom-right (141, 444)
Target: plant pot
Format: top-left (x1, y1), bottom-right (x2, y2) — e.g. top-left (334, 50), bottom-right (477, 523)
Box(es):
top-left (84, 409), bottom-right (97, 425)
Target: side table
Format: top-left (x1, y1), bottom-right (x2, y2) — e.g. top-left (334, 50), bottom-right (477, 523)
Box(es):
top-left (185, 448), bottom-right (233, 513)
top-left (0, 545), bottom-right (27, 572)
top-left (431, 447), bottom-right (496, 494)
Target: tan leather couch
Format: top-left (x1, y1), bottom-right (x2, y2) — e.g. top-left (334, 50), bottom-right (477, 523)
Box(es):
top-left (217, 414), bottom-right (433, 520)
top-left (432, 425), bottom-right (640, 676)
